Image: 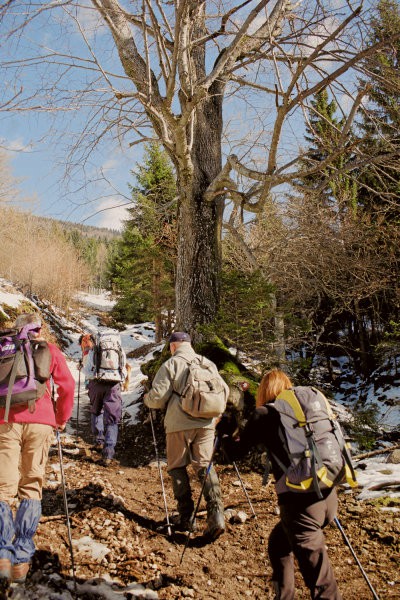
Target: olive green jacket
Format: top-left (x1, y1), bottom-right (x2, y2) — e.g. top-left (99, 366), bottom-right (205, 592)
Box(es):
top-left (144, 342), bottom-right (228, 433)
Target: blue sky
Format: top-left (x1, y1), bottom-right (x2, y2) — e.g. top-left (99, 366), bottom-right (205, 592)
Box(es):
top-left (0, 2), bottom-right (145, 231)
top-left (2, 102), bottom-right (139, 231)
top-left (0, 0), bottom-right (363, 232)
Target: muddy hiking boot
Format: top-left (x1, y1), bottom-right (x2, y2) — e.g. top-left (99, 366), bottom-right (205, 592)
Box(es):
top-left (12, 563), bottom-right (30, 583)
top-left (0, 558), bottom-right (11, 580)
top-left (169, 467), bottom-right (195, 532)
top-left (0, 501), bottom-right (14, 581)
top-left (170, 513), bottom-right (197, 533)
top-left (198, 465), bottom-right (225, 541)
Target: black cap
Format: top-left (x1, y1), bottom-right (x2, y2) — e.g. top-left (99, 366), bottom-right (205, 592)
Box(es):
top-left (169, 331), bottom-right (191, 343)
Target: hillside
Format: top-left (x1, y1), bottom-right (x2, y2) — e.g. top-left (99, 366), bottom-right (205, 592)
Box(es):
top-left (0, 282), bottom-right (399, 600)
top-left (31, 213), bottom-right (122, 240)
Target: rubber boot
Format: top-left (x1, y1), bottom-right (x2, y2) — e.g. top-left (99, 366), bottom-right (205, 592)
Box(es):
top-left (169, 467), bottom-right (195, 531)
top-left (198, 465), bottom-right (225, 541)
top-left (0, 501), bottom-right (14, 579)
top-left (12, 499), bottom-right (42, 582)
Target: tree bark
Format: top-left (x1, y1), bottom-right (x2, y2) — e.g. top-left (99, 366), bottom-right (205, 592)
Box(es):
top-left (175, 85), bottom-right (224, 339)
top-left (152, 258), bottom-right (162, 343)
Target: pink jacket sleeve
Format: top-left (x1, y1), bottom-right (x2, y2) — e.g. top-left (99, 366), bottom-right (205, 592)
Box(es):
top-left (49, 343), bottom-right (75, 426)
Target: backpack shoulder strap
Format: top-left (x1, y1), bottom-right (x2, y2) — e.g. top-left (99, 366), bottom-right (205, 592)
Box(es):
top-left (275, 388), bottom-right (307, 426)
top-left (171, 354), bottom-right (199, 397)
top-left (3, 341), bottom-right (24, 423)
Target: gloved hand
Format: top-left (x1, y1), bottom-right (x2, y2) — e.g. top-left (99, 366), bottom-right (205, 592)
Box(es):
top-left (141, 378), bottom-right (150, 392)
top-left (216, 412), bottom-right (238, 438)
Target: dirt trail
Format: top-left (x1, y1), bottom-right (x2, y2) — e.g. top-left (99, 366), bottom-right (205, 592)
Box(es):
top-left (23, 404), bottom-right (399, 600)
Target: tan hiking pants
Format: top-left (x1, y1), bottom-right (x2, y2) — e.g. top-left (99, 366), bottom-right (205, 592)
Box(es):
top-left (166, 428), bottom-right (215, 475)
top-left (0, 423), bottom-right (54, 501)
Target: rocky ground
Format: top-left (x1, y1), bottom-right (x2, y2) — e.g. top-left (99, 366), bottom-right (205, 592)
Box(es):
top-left (1, 399), bottom-right (399, 600)
top-left (0, 283), bottom-right (398, 600)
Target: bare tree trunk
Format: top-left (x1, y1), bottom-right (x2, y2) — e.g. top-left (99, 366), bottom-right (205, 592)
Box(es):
top-left (175, 86), bottom-right (224, 339)
top-left (152, 259), bottom-right (162, 343)
top-left (274, 310), bottom-right (286, 365)
top-left (354, 300), bottom-right (373, 377)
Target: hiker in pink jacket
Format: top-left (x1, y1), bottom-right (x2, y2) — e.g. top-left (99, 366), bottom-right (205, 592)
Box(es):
top-left (0, 313), bottom-right (74, 584)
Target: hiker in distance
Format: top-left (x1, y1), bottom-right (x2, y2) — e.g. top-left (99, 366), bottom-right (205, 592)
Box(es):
top-left (144, 331), bottom-right (230, 540)
top-left (220, 368), bottom-right (355, 600)
top-left (83, 331), bottom-right (127, 466)
top-left (0, 313), bottom-right (74, 584)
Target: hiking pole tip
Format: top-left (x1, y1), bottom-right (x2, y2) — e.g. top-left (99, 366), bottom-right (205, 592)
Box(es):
top-left (334, 517), bottom-right (380, 600)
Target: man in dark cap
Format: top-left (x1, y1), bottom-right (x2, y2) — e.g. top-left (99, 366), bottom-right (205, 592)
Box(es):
top-left (144, 332), bottom-right (229, 540)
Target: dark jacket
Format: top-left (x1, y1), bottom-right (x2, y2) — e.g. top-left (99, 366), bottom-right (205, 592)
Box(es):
top-left (224, 405), bottom-right (330, 506)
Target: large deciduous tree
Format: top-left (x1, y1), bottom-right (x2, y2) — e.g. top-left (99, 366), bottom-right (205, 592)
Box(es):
top-left (1, 0), bottom-right (398, 339)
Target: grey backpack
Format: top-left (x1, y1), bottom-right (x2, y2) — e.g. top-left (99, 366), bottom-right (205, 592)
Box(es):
top-left (86, 332), bottom-right (125, 383)
top-left (178, 355), bottom-right (228, 419)
top-left (271, 386), bottom-right (357, 496)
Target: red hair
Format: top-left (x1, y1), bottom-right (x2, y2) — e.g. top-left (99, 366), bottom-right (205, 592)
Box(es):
top-left (256, 368), bottom-right (293, 407)
top-left (80, 334), bottom-right (95, 356)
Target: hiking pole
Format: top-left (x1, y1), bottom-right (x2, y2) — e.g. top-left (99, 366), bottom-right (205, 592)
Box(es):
top-left (218, 437), bottom-right (257, 518)
top-left (231, 460), bottom-right (257, 519)
top-left (56, 429), bottom-right (78, 597)
top-left (334, 517), bottom-right (380, 600)
top-left (148, 409), bottom-right (172, 537)
top-left (179, 436), bottom-right (219, 565)
top-left (76, 362), bottom-right (81, 439)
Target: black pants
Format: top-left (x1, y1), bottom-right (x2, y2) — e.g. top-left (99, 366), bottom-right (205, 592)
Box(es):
top-left (268, 489), bottom-right (342, 600)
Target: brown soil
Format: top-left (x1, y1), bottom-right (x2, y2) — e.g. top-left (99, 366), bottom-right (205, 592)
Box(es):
top-left (5, 403), bottom-right (399, 600)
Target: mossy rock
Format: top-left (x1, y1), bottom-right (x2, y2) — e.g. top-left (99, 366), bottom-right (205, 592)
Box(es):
top-left (0, 301), bottom-right (37, 328)
top-left (140, 344), bottom-right (168, 383)
top-left (196, 338), bottom-right (259, 398)
top-left (367, 497), bottom-right (400, 508)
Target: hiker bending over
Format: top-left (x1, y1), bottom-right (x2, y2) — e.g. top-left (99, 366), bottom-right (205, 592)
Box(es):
top-left (220, 368), bottom-right (344, 600)
top-left (83, 331), bottom-right (127, 466)
top-left (0, 313), bottom-right (74, 584)
top-left (144, 332), bottom-right (229, 540)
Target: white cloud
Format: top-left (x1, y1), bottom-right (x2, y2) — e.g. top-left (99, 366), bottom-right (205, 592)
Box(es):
top-left (76, 3), bottom-right (105, 40)
top-left (1, 138), bottom-right (33, 153)
top-left (101, 158), bottom-right (119, 172)
top-left (94, 197), bottom-right (129, 231)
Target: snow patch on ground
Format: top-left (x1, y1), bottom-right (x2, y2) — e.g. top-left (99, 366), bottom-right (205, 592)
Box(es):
top-left (76, 291), bottom-right (116, 311)
top-left (0, 279), bottom-right (33, 317)
top-left (354, 459), bottom-right (400, 501)
top-left (72, 536), bottom-right (110, 561)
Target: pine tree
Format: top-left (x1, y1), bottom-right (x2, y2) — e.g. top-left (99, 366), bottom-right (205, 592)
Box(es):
top-left (299, 89), bottom-right (357, 218)
top-left (109, 143), bottom-right (177, 339)
top-left (215, 266), bottom-right (275, 362)
top-left (355, 0), bottom-right (400, 352)
top-left (357, 0), bottom-right (400, 218)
